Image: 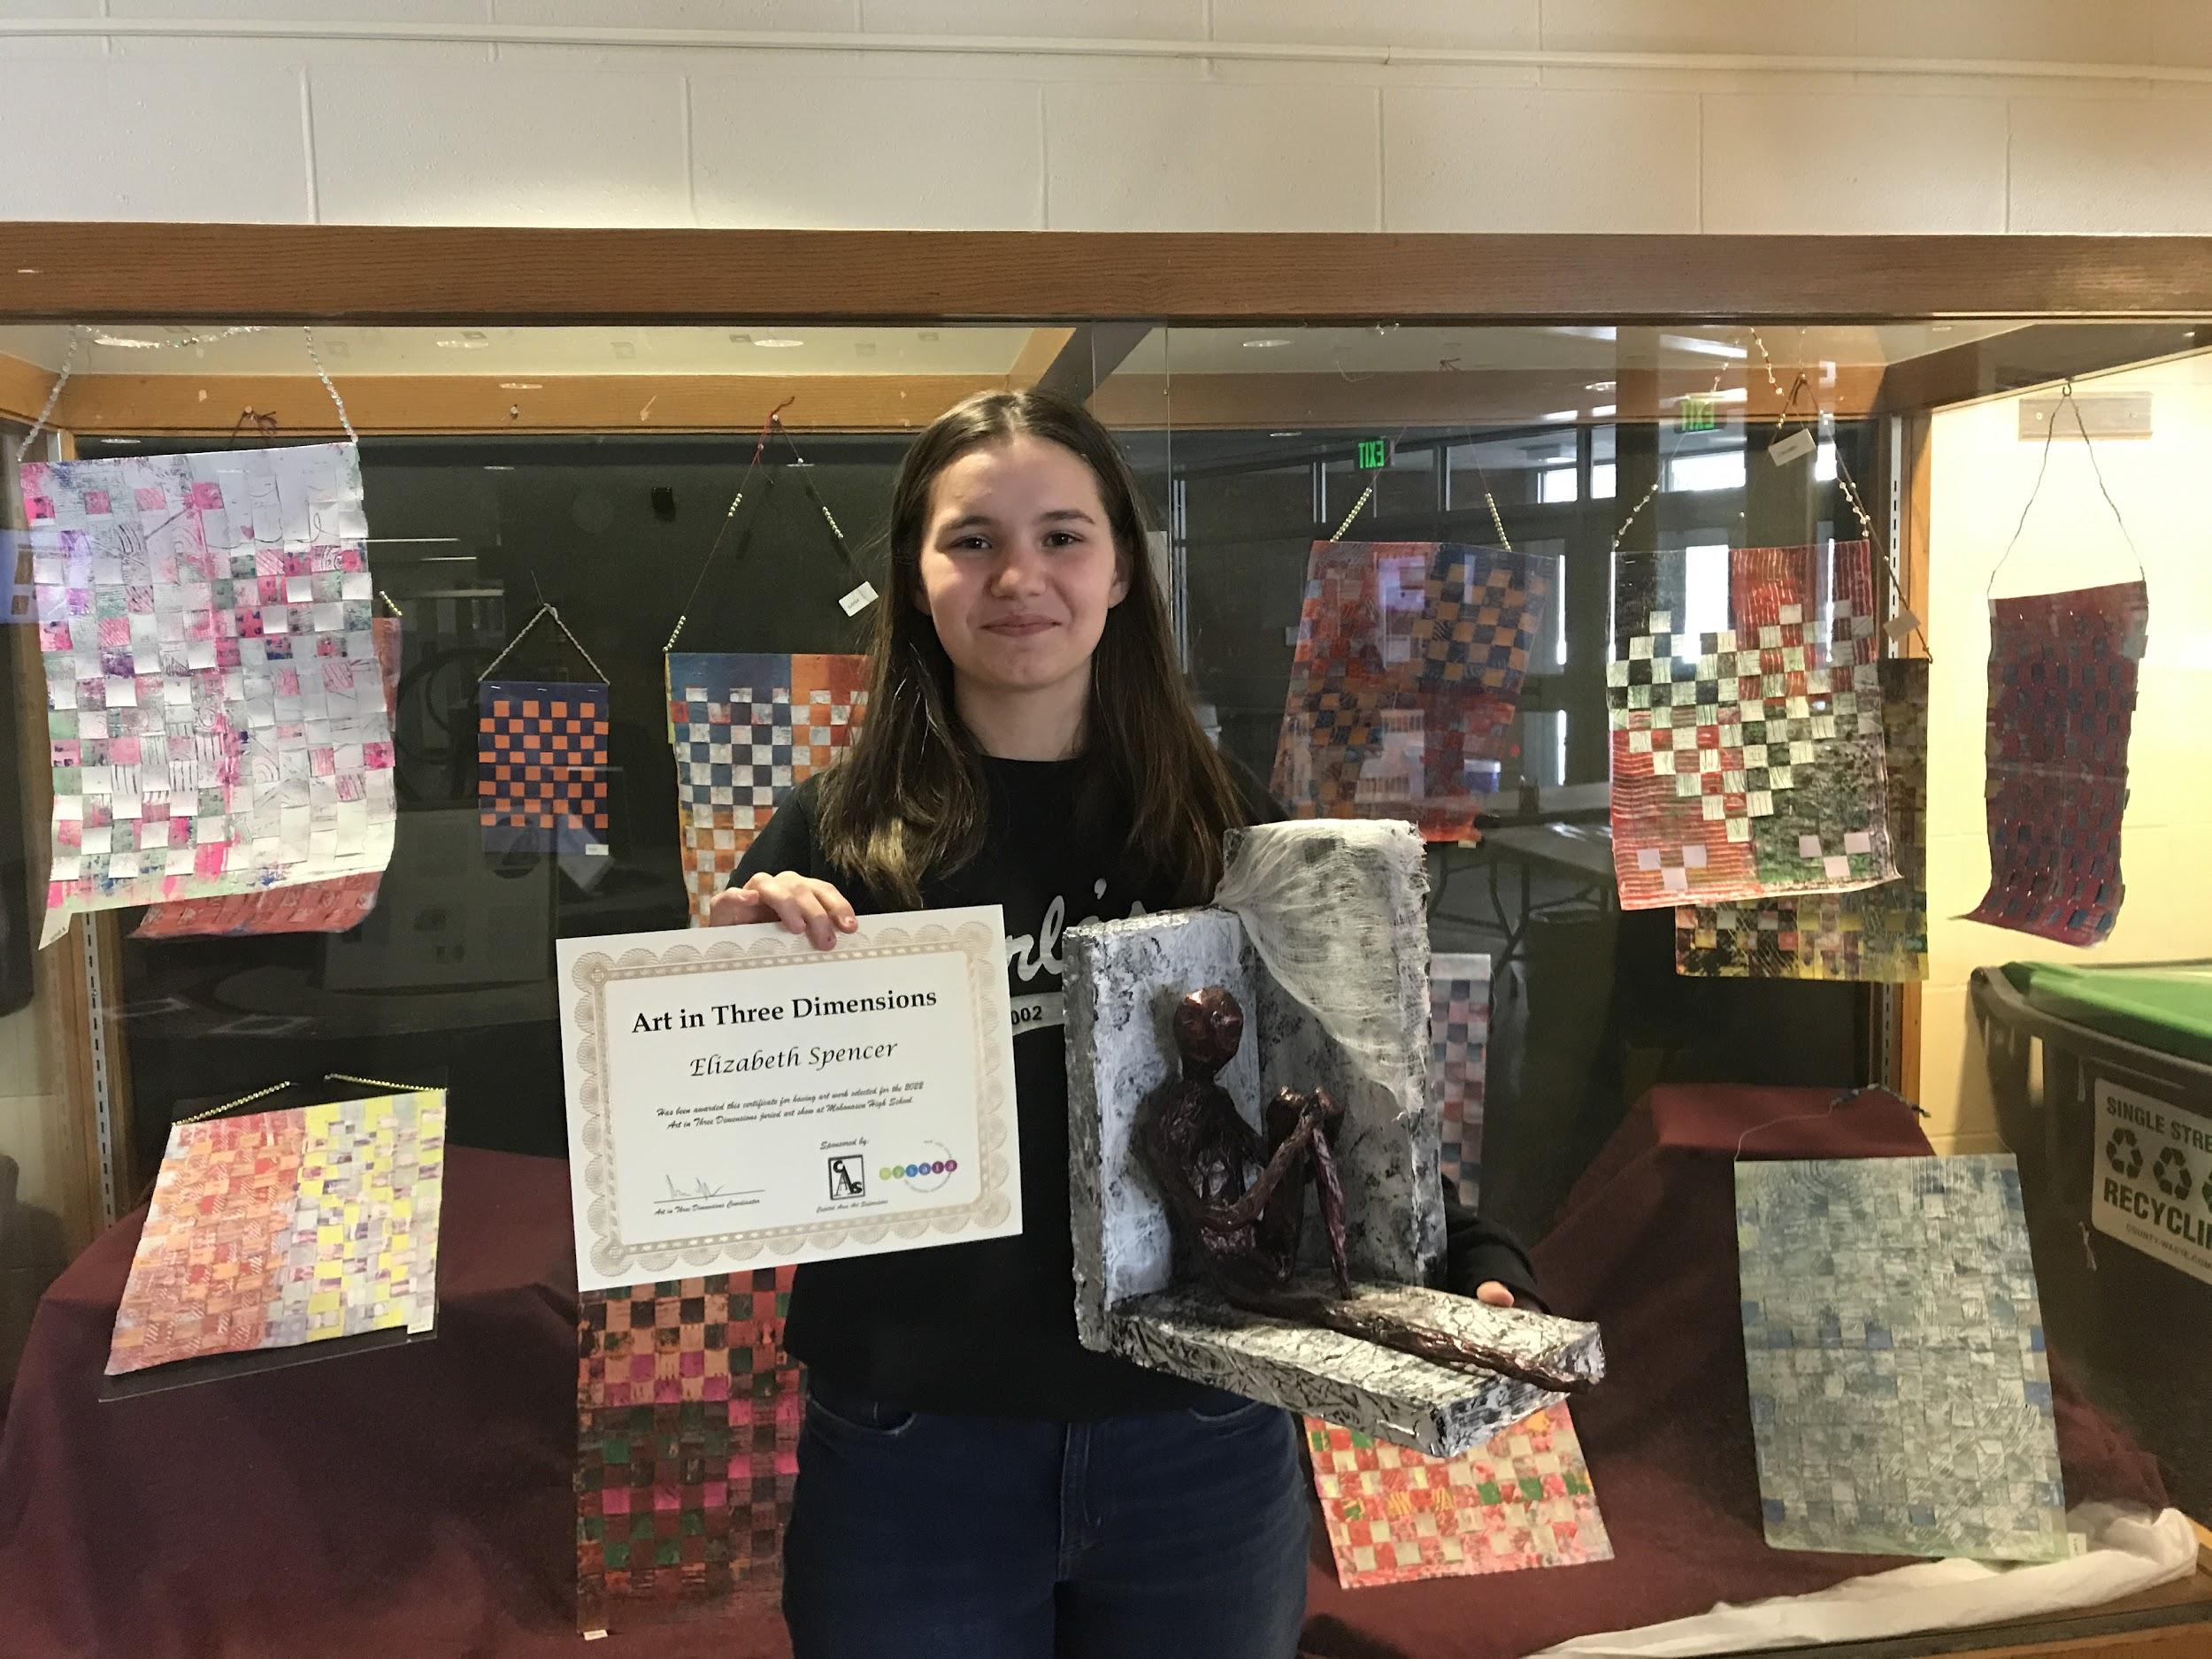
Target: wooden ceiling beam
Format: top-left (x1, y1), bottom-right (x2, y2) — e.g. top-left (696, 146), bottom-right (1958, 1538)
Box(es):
top-left (8, 225), bottom-right (2212, 326)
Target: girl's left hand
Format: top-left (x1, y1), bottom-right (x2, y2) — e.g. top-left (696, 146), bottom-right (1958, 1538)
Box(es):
top-left (1475, 1281), bottom-right (1516, 1309)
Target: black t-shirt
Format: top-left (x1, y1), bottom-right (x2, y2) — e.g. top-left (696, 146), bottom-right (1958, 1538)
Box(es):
top-left (734, 753), bottom-right (1540, 1419)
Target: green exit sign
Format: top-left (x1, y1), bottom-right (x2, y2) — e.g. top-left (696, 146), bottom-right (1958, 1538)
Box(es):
top-left (1356, 438), bottom-right (1388, 469)
top-left (1678, 394), bottom-right (1718, 434)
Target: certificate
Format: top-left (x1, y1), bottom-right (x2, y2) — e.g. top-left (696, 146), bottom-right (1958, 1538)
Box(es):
top-left (557, 904), bottom-right (1020, 1292)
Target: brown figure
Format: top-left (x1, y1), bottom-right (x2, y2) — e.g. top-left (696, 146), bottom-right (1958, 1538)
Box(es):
top-left (1135, 985), bottom-right (1590, 1395)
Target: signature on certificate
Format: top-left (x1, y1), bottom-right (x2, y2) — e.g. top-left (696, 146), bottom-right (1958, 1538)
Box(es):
top-left (653, 1172), bottom-right (765, 1215)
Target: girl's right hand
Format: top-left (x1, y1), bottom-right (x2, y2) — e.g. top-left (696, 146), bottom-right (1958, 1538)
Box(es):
top-left (708, 872), bottom-right (859, 950)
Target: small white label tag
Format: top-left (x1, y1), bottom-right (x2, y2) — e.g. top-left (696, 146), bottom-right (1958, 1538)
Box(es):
top-left (1883, 607), bottom-right (1922, 644)
top-left (839, 580), bottom-right (879, 617)
top-left (585, 842), bottom-right (610, 856)
top-left (1770, 428), bottom-right (1816, 467)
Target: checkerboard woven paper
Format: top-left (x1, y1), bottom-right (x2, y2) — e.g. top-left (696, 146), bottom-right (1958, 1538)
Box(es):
top-left (1608, 540), bottom-right (1896, 910)
top-left (1307, 1408), bottom-right (1611, 1589)
top-left (477, 680), bottom-right (611, 857)
top-left (1735, 1156), bottom-right (2069, 1562)
top-left (1430, 953), bottom-right (1490, 1208)
top-left (106, 1090), bottom-right (446, 1376)
top-left (134, 614), bottom-right (404, 939)
top-left (1273, 541), bottom-right (1554, 841)
top-left (665, 652), bottom-right (868, 926)
top-left (576, 1268), bottom-right (801, 1634)
top-left (23, 443), bottom-right (396, 948)
top-left (1966, 581), bottom-right (2148, 946)
top-left (1674, 657), bottom-right (1930, 981)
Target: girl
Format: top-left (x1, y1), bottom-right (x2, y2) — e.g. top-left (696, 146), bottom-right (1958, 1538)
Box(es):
top-left (710, 390), bottom-right (1539, 1658)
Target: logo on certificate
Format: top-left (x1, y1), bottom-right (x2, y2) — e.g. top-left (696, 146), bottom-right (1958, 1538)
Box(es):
top-left (826, 1156), bottom-right (868, 1201)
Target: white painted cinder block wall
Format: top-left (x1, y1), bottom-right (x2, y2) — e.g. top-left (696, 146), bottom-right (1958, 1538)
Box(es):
top-left (4, 1), bottom-right (2212, 231)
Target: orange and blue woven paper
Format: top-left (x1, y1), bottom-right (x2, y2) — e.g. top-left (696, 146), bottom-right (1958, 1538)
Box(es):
top-left (477, 679), bottom-right (611, 857)
top-left (665, 652), bottom-right (867, 926)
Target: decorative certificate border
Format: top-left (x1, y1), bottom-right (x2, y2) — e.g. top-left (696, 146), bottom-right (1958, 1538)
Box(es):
top-left (566, 914), bottom-right (1015, 1286)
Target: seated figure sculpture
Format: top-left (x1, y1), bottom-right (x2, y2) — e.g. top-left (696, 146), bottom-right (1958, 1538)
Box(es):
top-left (1136, 985), bottom-right (1590, 1395)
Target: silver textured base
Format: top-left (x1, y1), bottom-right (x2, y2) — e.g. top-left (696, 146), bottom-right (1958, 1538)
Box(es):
top-left (1107, 1275), bottom-right (1605, 1458)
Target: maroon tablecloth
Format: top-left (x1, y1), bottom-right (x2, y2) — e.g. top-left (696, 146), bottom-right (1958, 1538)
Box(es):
top-left (0, 1091), bottom-right (2169, 1659)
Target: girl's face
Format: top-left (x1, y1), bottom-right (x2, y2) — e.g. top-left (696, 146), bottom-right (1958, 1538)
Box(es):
top-left (915, 434), bottom-right (1131, 707)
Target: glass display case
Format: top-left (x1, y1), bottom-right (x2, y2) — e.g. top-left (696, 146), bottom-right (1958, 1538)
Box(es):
top-left (0, 230), bottom-right (2206, 1658)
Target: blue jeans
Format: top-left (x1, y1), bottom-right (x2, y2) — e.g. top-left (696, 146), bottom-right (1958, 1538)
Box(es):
top-left (781, 1378), bottom-right (1311, 1659)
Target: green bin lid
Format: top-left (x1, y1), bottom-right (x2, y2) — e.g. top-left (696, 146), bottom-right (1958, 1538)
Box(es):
top-left (2004, 961), bottom-right (2212, 1066)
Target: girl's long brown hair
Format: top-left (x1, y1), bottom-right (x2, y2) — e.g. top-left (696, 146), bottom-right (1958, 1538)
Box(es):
top-left (817, 389), bottom-right (1246, 909)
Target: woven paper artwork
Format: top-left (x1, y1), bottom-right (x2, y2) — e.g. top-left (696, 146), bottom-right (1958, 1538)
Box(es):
top-left (1273, 542), bottom-right (1554, 841)
top-left (1966, 581), bottom-right (2148, 946)
top-left (576, 1267), bottom-right (801, 1634)
top-left (1308, 1407), bottom-right (1610, 1589)
top-left (23, 443), bottom-right (395, 949)
top-left (1609, 541), bottom-right (1894, 910)
top-left (135, 614), bottom-right (403, 939)
top-left (1430, 952), bottom-right (1490, 1208)
top-left (477, 680), bottom-right (611, 857)
top-left (1675, 657), bottom-right (1930, 981)
top-left (666, 653), bottom-right (868, 926)
top-left (106, 1089), bottom-right (447, 1376)
top-left (1735, 1155), bottom-right (2068, 1562)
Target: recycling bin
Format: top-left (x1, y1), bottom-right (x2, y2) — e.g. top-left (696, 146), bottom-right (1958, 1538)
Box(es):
top-left (1971, 962), bottom-right (2212, 1520)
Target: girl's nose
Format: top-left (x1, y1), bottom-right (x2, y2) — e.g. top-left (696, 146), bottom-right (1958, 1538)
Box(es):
top-left (988, 541), bottom-right (1048, 596)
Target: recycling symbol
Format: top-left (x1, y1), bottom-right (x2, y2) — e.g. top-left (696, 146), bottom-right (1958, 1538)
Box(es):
top-left (2153, 1146), bottom-right (2194, 1201)
top-left (2105, 1126), bottom-right (2143, 1179)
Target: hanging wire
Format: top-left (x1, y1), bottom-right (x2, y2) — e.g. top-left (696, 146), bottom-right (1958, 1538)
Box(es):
top-left (1434, 355), bottom-right (1515, 552)
top-left (173, 1079), bottom-right (296, 1127)
top-left (19, 325), bottom-right (85, 449)
top-left (26, 326), bottom-right (355, 448)
top-left (478, 603), bottom-right (611, 686)
top-left (1753, 329), bottom-right (1931, 657)
top-left (171, 1071), bottom-right (436, 1128)
top-left (1988, 380), bottom-right (2147, 600)
top-left (303, 326), bottom-right (359, 442)
top-left (665, 397), bottom-right (792, 650)
top-left (325, 1071), bottom-right (437, 1094)
top-left (1331, 483), bottom-right (1376, 541)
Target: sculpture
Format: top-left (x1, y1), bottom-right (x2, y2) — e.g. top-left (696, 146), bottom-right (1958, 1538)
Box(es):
top-left (1135, 985), bottom-right (1592, 1396)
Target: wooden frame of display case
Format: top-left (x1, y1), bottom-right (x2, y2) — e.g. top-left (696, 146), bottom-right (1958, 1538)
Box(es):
top-left (0, 226), bottom-right (2206, 1657)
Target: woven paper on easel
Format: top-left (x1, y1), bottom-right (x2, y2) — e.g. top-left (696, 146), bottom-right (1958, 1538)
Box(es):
top-left (1273, 541), bottom-right (1553, 841)
top-left (107, 1090), bottom-right (446, 1375)
top-left (1608, 540), bottom-right (1894, 910)
top-left (665, 652), bottom-right (867, 926)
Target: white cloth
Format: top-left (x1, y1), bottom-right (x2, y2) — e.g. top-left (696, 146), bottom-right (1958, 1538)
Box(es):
top-left (1532, 1505), bottom-right (2199, 1656)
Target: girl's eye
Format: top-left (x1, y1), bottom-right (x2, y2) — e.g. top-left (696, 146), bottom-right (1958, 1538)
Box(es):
top-left (1043, 530), bottom-right (1083, 549)
top-left (949, 534), bottom-right (991, 551)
